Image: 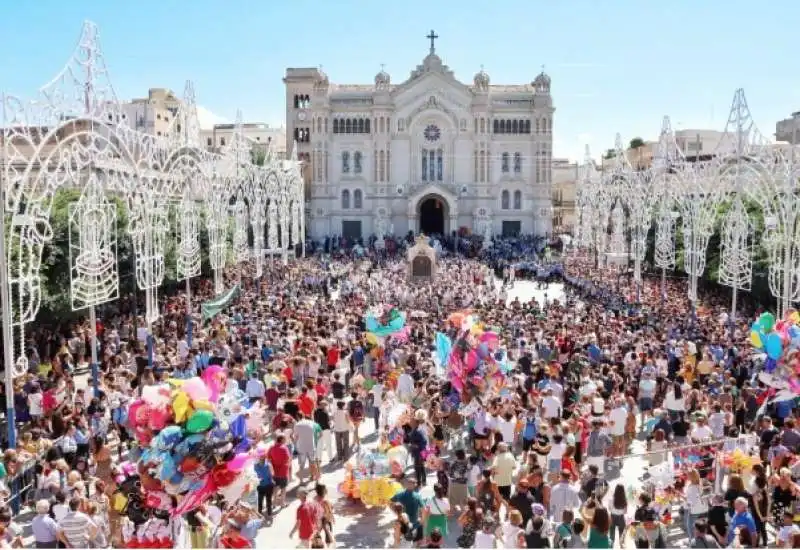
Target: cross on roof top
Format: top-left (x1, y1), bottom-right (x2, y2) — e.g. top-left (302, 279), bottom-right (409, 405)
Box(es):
top-left (426, 30), bottom-right (439, 54)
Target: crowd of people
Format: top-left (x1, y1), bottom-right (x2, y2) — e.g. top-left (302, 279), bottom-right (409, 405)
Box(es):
top-left (0, 233), bottom-right (798, 549)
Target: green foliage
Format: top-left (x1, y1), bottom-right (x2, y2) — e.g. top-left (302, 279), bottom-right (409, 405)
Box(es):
top-left (25, 188), bottom-right (216, 321)
top-left (629, 137), bottom-right (645, 149)
top-left (645, 197), bottom-right (774, 308)
top-left (603, 148), bottom-right (615, 160)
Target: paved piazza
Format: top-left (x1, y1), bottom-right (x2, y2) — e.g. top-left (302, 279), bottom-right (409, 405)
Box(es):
top-left (250, 281), bottom-right (690, 549)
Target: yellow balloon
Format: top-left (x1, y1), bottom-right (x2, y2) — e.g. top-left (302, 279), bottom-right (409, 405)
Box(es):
top-left (366, 333), bottom-right (379, 346)
top-left (192, 399), bottom-right (214, 411)
top-left (750, 331), bottom-right (762, 348)
top-left (791, 312), bottom-right (800, 324)
top-left (172, 391), bottom-right (193, 424)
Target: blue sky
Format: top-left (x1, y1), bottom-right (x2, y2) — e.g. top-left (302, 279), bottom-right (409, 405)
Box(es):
top-left (0, 0), bottom-right (797, 161)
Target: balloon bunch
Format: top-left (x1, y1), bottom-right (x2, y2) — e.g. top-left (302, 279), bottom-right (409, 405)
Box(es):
top-left (750, 310), bottom-right (800, 397)
top-left (365, 305), bottom-right (406, 338)
top-left (438, 314), bottom-right (503, 397)
top-left (346, 450), bottom-right (404, 507)
top-left (118, 364), bottom-right (262, 537)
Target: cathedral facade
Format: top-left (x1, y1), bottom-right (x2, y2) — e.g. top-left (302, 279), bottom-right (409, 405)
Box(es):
top-left (284, 34), bottom-right (554, 241)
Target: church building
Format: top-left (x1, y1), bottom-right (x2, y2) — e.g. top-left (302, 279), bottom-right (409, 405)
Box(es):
top-left (284, 31), bottom-right (554, 241)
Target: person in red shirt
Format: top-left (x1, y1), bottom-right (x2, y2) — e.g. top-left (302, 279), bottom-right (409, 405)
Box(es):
top-left (314, 377), bottom-right (328, 400)
top-left (289, 488), bottom-right (321, 547)
top-left (297, 387), bottom-right (315, 418)
top-left (220, 520), bottom-right (252, 548)
top-left (326, 345), bottom-right (340, 373)
top-left (267, 435), bottom-right (292, 508)
top-left (282, 363), bottom-right (294, 386)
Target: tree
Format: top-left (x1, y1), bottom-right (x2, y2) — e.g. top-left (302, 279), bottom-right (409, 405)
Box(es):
top-left (629, 137), bottom-right (645, 149)
top-left (603, 148), bottom-right (615, 160)
top-left (251, 147), bottom-right (267, 167)
top-left (29, 188), bottom-right (209, 321)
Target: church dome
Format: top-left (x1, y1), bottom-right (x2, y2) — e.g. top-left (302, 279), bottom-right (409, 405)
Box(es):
top-left (374, 68), bottom-right (391, 89)
top-left (533, 71), bottom-right (551, 93)
top-left (473, 68), bottom-right (490, 91)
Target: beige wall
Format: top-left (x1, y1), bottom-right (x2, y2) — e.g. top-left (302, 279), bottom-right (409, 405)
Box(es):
top-left (551, 159), bottom-right (578, 233)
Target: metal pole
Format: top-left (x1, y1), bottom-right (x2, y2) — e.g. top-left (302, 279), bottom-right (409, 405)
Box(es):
top-left (661, 267), bottom-right (666, 308)
top-left (0, 172), bottom-right (17, 449)
top-left (185, 277), bottom-right (193, 349)
top-left (730, 286), bottom-right (738, 341)
top-left (89, 305), bottom-right (99, 398)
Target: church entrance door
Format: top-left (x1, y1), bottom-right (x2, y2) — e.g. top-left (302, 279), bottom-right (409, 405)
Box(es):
top-left (419, 197), bottom-right (445, 236)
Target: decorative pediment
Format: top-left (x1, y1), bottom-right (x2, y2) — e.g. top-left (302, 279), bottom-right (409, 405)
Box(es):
top-left (406, 94), bottom-right (459, 131)
top-left (392, 66), bottom-right (473, 104)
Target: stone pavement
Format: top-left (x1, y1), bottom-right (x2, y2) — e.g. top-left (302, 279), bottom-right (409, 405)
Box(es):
top-left (254, 281), bottom-right (694, 549)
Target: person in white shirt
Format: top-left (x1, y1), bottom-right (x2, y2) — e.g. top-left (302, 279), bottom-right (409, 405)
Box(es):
top-left (370, 382), bottom-right (384, 431)
top-left (608, 399), bottom-right (628, 455)
top-left (540, 389), bottom-right (561, 421)
top-left (28, 385), bottom-right (44, 420)
top-left (396, 370), bottom-right (414, 403)
top-left (496, 412), bottom-right (517, 448)
top-left (691, 417), bottom-right (714, 441)
top-left (245, 372), bottom-right (265, 404)
top-left (663, 381), bottom-right (685, 419)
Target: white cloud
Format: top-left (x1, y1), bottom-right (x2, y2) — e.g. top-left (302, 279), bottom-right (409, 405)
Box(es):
top-left (196, 105), bottom-right (229, 130)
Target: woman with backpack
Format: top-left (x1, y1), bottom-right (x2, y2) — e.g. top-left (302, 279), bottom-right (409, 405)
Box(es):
top-left (346, 392), bottom-right (364, 451)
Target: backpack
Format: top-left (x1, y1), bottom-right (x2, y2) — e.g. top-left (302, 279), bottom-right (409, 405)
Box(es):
top-left (349, 399), bottom-right (364, 421)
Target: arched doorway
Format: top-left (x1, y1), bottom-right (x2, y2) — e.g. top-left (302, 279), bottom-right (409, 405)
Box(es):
top-left (419, 197), bottom-right (446, 235)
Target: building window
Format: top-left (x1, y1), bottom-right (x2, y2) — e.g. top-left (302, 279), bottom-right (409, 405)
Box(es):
top-left (513, 153), bottom-right (522, 174)
top-left (342, 151), bottom-right (350, 173)
top-left (365, 119), bottom-right (371, 133)
top-left (524, 120), bottom-right (531, 134)
top-left (429, 150), bottom-right (436, 181)
top-left (480, 119), bottom-right (486, 134)
top-left (512, 120), bottom-right (518, 134)
top-left (206, 137), bottom-right (212, 147)
top-left (333, 119), bottom-right (339, 134)
top-left (341, 189), bottom-right (350, 209)
top-left (501, 190), bottom-right (510, 210)
top-left (421, 149), bottom-right (428, 181)
top-left (501, 152), bottom-right (510, 173)
top-left (220, 137), bottom-right (226, 146)
top-left (345, 119), bottom-right (352, 133)
top-left (379, 150), bottom-right (385, 181)
top-left (437, 148), bottom-right (443, 181)
top-left (398, 119), bottom-right (404, 132)
top-left (354, 189), bottom-right (363, 209)
top-left (513, 190), bottom-right (522, 210)
top-left (354, 151), bottom-right (362, 174)
top-left (493, 120), bottom-right (499, 134)
top-left (358, 119), bottom-right (365, 133)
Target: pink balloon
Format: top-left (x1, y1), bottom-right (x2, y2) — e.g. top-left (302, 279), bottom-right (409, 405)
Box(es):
top-left (201, 365), bottom-right (227, 403)
top-left (226, 453), bottom-right (252, 473)
top-left (789, 376), bottom-right (800, 395)
top-left (466, 350), bottom-right (478, 371)
top-left (480, 332), bottom-right (500, 350)
top-left (148, 407), bottom-right (171, 431)
top-left (450, 376), bottom-right (464, 393)
top-left (127, 399), bottom-right (146, 429)
top-left (182, 377), bottom-right (211, 402)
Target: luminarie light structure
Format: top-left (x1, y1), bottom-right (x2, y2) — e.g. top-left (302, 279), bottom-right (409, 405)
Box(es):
top-left (0, 21), bottom-right (305, 448)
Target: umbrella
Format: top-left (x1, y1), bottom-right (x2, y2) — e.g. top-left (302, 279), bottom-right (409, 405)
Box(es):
top-left (410, 310), bottom-right (428, 319)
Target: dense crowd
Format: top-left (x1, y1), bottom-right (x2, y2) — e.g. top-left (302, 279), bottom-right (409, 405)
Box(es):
top-left (0, 234), bottom-right (798, 549)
